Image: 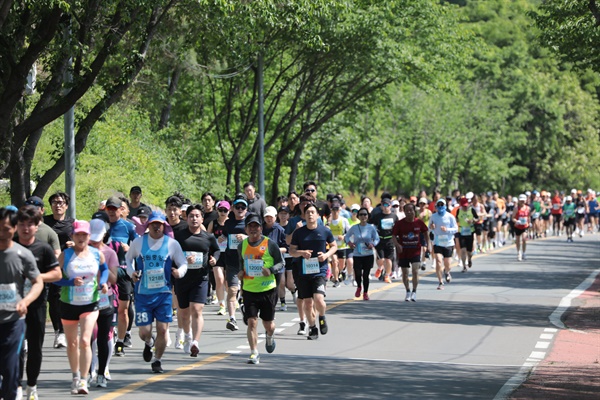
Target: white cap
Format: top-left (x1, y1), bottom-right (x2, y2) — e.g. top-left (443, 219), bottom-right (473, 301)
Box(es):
top-left (391, 200), bottom-right (400, 206)
top-left (465, 191), bottom-right (474, 200)
top-left (571, 188), bottom-right (577, 193)
top-left (518, 194), bottom-right (527, 201)
top-left (565, 195), bottom-right (572, 201)
top-left (264, 206), bottom-right (277, 218)
top-left (525, 191), bottom-right (531, 196)
top-left (181, 204), bottom-right (190, 212)
top-left (350, 203), bottom-right (360, 211)
top-left (89, 219), bottom-right (107, 242)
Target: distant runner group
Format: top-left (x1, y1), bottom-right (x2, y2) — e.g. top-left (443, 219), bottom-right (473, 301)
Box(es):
top-left (0, 182), bottom-right (598, 399)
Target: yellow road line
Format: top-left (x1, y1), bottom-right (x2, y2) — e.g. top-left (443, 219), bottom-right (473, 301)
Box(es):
top-left (96, 353), bottom-right (230, 400)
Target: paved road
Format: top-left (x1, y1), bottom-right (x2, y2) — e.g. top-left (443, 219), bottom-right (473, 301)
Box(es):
top-left (33, 233), bottom-right (600, 399)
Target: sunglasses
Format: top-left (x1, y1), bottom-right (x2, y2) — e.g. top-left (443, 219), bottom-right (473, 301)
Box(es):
top-left (352, 210), bottom-right (359, 213)
top-left (51, 201), bottom-right (66, 206)
top-left (234, 205), bottom-right (247, 210)
top-left (305, 189), bottom-right (316, 193)
top-left (382, 203), bottom-right (391, 207)
top-left (218, 208), bottom-right (228, 213)
top-left (392, 205), bottom-right (399, 208)
top-left (358, 213), bottom-right (368, 217)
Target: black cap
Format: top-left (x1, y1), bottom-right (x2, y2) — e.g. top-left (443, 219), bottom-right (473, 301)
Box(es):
top-left (381, 192), bottom-right (392, 201)
top-left (137, 205), bottom-right (152, 217)
top-left (91, 211), bottom-right (110, 223)
top-left (25, 196), bottom-right (44, 208)
top-left (245, 213), bottom-right (262, 227)
top-left (278, 206), bottom-right (291, 214)
top-left (130, 186), bottom-right (142, 194)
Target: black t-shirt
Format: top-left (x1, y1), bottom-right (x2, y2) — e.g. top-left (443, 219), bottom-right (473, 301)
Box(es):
top-left (315, 199), bottom-right (331, 219)
top-left (128, 202), bottom-right (148, 219)
top-left (370, 211), bottom-right (398, 238)
top-left (290, 225), bottom-right (335, 276)
top-left (221, 217), bottom-right (246, 268)
top-left (43, 215), bottom-right (75, 250)
top-left (174, 229), bottom-right (220, 283)
top-left (169, 220), bottom-right (189, 234)
top-left (203, 210), bottom-right (218, 230)
top-left (19, 239), bottom-right (59, 308)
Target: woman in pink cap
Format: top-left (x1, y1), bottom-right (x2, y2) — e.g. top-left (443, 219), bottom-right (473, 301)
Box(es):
top-left (54, 220), bottom-right (109, 395)
top-left (207, 200), bottom-right (230, 315)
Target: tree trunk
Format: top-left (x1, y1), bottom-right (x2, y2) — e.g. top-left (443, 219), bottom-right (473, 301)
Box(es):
top-left (158, 65), bottom-right (182, 130)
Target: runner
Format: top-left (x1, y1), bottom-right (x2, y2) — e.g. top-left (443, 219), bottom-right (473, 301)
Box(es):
top-left (345, 208), bottom-right (379, 300)
top-left (512, 194), bottom-right (531, 260)
top-left (174, 204), bottom-right (220, 357)
top-left (201, 192), bottom-right (218, 230)
top-left (237, 213), bottom-right (284, 364)
top-left (429, 199), bottom-right (458, 290)
top-left (562, 196), bottom-right (576, 242)
top-left (303, 181), bottom-right (331, 219)
top-left (344, 204), bottom-right (361, 286)
top-left (588, 191), bottom-right (599, 233)
top-left (371, 195), bottom-right (398, 283)
top-left (326, 200), bottom-right (350, 288)
top-left (418, 198), bottom-right (433, 268)
top-left (455, 197), bottom-right (478, 272)
top-left (289, 202), bottom-right (337, 340)
top-left (126, 211), bottom-right (188, 373)
top-left (207, 200), bottom-right (230, 316)
top-left (0, 207), bottom-right (44, 400)
top-left (262, 206), bottom-right (289, 311)
top-left (54, 220), bottom-right (109, 395)
top-left (551, 190), bottom-right (563, 235)
top-left (392, 203), bottom-right (430, 302)
top-left (15, 206), bottom-right (61, 400)
top-left (244, 182), bottom-right (267, 217)
top-left (575, 192), bottom-right (588, 237)
top-left (127, 186), bottom-right (147, 219)
top-left (220, 194), bottom-right (249, 332)
top-left (493, 192), bottom-right (506, 246)
top-left (540, 191), bottom-right (552, 237)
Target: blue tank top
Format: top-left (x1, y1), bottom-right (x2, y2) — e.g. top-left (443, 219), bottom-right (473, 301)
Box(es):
top-left (135, 235), bottom-right (173, 295)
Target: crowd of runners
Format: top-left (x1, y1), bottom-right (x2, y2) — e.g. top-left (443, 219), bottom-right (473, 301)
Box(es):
top-left (0, 182), bottom-right (598, 399)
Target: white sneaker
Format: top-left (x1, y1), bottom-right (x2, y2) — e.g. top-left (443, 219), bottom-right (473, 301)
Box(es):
top-left (410, 292), bottom-right (417, 302)
top-left (166, 334), bottom-right (172, 348)
top-left (26, 386), bottom-right (38, 400)
top-left (70, 380), bottom-right (79, 395)
top-left (57, 332), bottom-right (67, 348)
top-left (16, 386), bottom-right (22, 400)
top-left (96, 375), bottom-right (108, 388)
top-left (77, 379), bottom-right (89, 395)
top-left (404, 292), bottom-right (411, 302)
top-left (183, 335), bottom-right (192, 354)
top-left (522, 253), bottom-right (527, 260)
top-left (517, 251), bottom-right (522, 261)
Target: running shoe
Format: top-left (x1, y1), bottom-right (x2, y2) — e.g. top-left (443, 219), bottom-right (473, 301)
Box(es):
top-left (522, 253), bottom-right (527, 260)
top-left (183, 335), bottom-right (192, 354)
top-left (151, 360), bottom-right (164, 374)
top-left (279, 303), bottom-right (287, 312)
top-left (374, 268), bottom-right (382, 279)
top-left (77, 379), bottom-right (89, 395)
top-left (96, 375), bottom-right (107, 388)
top-left (354, 287), bottom-right (361, 298)
top-left (190, 342), bottom-right (200, 357)
top-left (226, 318), bottom-right (239, 331)
top-left (143, 338), bottom-right (154, 362)
top-left (332, 281), bottom-right (341, 288)
top-left (410, 292), bottom-right (417, 302)
top-left (175, 331), bottom-right (184, 349)
top-left (247, 353), bottom-right (260, 365)
top-left (26, 386), bottom-right (38, 400)
top-left (265, 335), bottom-right (276, 353)
top-left (114, 341), bottom-right (125, 357)
top-left (318, 316), bottom-right (328, 335)
top-left (405, 292), bottom-right (411, 302)
top-left (447, 272), bottom-right (452, 282)
top-left (166, 334), bottom-right (172, 348)
top-left (363, 292), bottom-right (370, 301)
top-left (437, 283), bottom-right (444, 290)
top-left (468, 260), bottom-right (473, 268)
top-left (352, 280), bottom-right (358, 287)
top-left (307, 326), bottom-right (319, 340)
top-left (384, 276), bottom-right (392, 284)
top-left (104, 369), bottom-right (111, 380)
top-left (70, 380), bottom-right (79, 395)
top-left (216, 305), bottom-right (226, 315)
top-left (462, 267), bottom-right (467, 273)
top-left (517, 252), bottom-right (522, 261)
top-left (420, 262), bottom-right (426, 271)
top-left (297, 321), bottom-right (307, 336)
top-left (56, 332), bottom-right (67, 349)
top-left (123, 333), bottom-right (133, 348)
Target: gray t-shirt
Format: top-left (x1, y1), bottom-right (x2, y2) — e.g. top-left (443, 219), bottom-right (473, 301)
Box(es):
top-left (0, 243), bottom-right (40, 323)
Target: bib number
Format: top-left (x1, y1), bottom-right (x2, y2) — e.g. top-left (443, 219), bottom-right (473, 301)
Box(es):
top-left (145, 268), bottom-right (165, 290)
top-left (228, 235), bottom-right (241, 250)
top-left (244, 259), bottom-right (264, 277)
top-left (72, 279), bottom-right (95, 304)
top-left (381, 218), bottom-right (394, 230)
top-left (98, 291), bottom-right (113, 310)
top-left (217, 236), bottom-right (227, 252)
top-left (0, 283), bottom-right (17, 311)
top-left (186, 251), bottom-right (204, 269)
top-left (518, 217), bottom-right (528, 225)
top-left (302, 258), bottom-right (320, 275)
top-left (460, 227), bottom-right (472, 235)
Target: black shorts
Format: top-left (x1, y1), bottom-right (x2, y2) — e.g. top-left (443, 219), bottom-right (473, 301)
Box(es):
top-left (175, 279), bottom-right (209, 309)
top-left (225, 264), bottom-right (240, 287)
top-left (459, 235), bottom-right (474, 252)
top-left (564, 218), bottom-right (576, 226)
top-left (284, 257), bottom-right (294, 271)
top-left (514, 227), bottom-right (527, 236)
top-left (473, 224), bottom-right (483, 236)
top-left (433, 245), bottom-right (454, 258)
top-left (541, 214), bottom-right (550, 221)
top-left (60, 301), bottom-right (99, 321)
top-left (576, 213), bottom-right (586, 221)
top-left (117, 269), bottom-right (134, 301)
top-left (398, 256), bottom-right (421, 269)
top-left (296, 275), bottom-right (327, 299)
top-left (552, 213), bottom-right (562, 222)
top-left (376, 238), bottom-right (395, 260)
top-left (242, 288), bottom-right (277, 323)
top-left (336, 248), bottom-right (349, 259)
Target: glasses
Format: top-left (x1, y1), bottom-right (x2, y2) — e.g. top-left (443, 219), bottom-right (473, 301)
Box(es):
top-left (305, 189), bottom-right (316, 193)
top-left (234, 205), bottom-right (247, 210)
top-left (382, 203), bottom-right (390, 207)
top-left (51, 201), bottom-right (65, 206)
top-left (352, 210), bottom-right (358, 213)
top-left (218, 208), bottom-right (228, 213)
top-left (392, 205), bottom-right (399, 208)
top-left (358, 213), bottom-right (368, 217)
top-left (436, 203), bottom-right (445, 207)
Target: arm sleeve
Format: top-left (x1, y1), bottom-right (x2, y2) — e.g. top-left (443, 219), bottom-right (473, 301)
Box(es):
top-left (98, 262), bottom-right (109, 285)
top-left (126, 237), bottom-right (143, 277)
top-left (268, 240), bottom-right (285, 274)
top-left (208, 235), bottom-right (221, 260)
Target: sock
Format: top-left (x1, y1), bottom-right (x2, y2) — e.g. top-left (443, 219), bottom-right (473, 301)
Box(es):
top-left (177, 328), bottom-right (183, 336)
top-left (251, 349), bottom-right (259, 355)
top-left (72, 372), bottom-right (80, 380)
top-left (280, 297), bottom-right (285, 304)
top-left (146, 337), bottom-right (154, 347)
top-left (412, 289), bottom-right (416, 293)
top-left (151, 356), bottom-right (161, 363)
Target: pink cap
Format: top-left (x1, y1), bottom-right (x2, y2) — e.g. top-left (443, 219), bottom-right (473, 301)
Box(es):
top-left (216, 201), bottom-right (231, 211)
top-left (72, 220), bottom-right (91, 235)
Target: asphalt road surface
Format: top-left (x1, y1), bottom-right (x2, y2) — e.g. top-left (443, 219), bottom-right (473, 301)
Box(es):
top-left (30, 233), bottom-right (600, 400)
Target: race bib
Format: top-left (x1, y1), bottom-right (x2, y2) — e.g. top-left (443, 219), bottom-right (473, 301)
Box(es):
top-left (460, 226), bottom-right (472, 235)
top-left (98, 292), bottom-right (111, 310)
top-left (186, 251), bottom-right (204, 269)
top-left (23, 279), bottom-right (32, 297)
top-left (518, 217), bottom-right (528, 225)
top-left (72, 279), bottom-right (95, 304)
top-left (381, 218), bottom-right (394, 230)
top-left (302, 258), bottom-right (320, 274)
top-left (244, 259), bottom-right (264, 277)
top-left (0, 283), bottom-right (17, 311)
top-left (228, 234), bottom-right (241, 250)
top-left (553, 204), bottom-right (560, 210)
top-left (145, 268), bottom-right (165, 290)
top-left (532, 212), bottom-right (540, 219)
top-left (217, 236), bottom-right (227, 252)
top-left (577, 207), bottom-right (585, 214)
top-left (283, 252), bottom-right (292, 259)
top-left (565, 209), bottom-right (574, 216)
top-left (357, 243), bottom-right (373, 255)
top-left (437, 234), bottom-right (451, 241)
